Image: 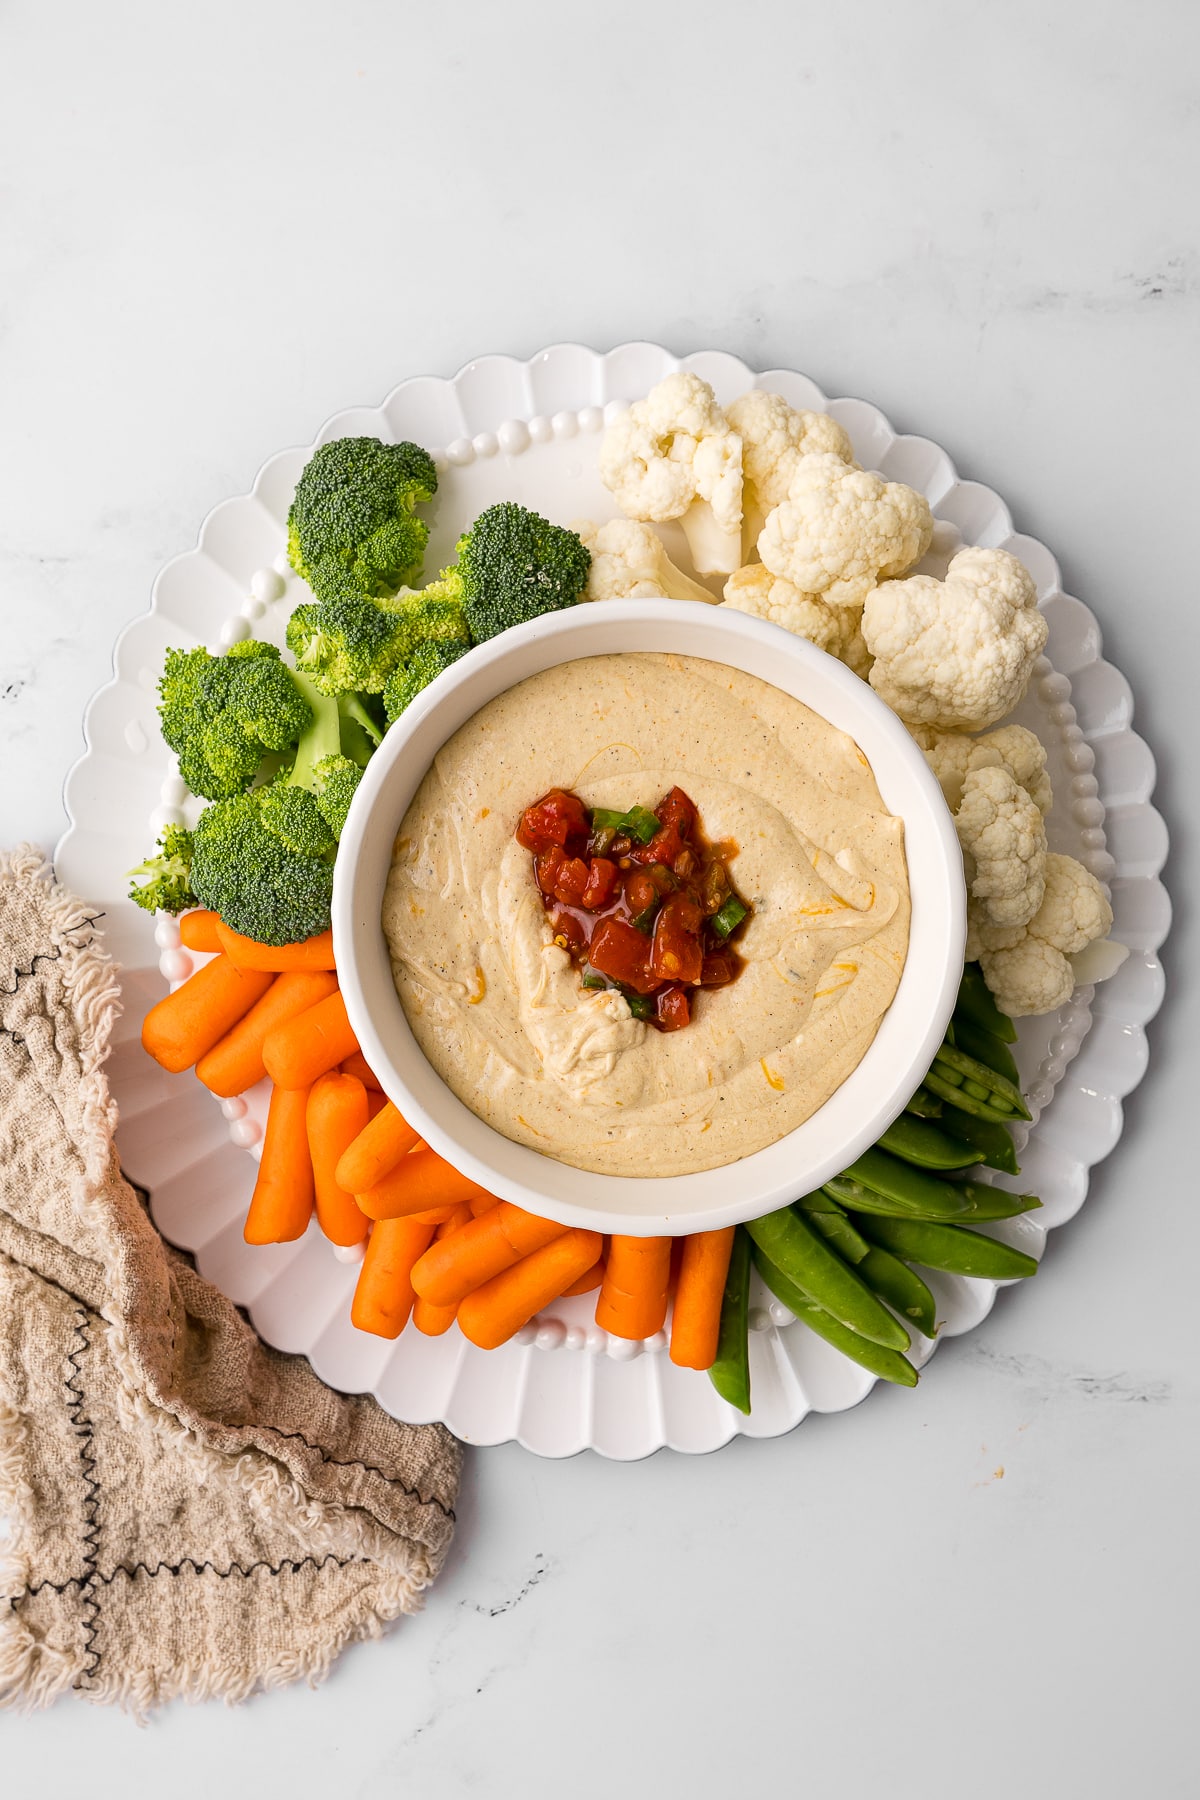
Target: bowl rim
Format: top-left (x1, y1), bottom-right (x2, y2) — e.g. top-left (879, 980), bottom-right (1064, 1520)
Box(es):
top-left (332, 599), bottom-right (966, 1236)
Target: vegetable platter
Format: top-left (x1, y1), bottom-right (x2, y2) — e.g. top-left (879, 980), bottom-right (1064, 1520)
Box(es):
top-left (55, 343), bottom-right (1169, 1459)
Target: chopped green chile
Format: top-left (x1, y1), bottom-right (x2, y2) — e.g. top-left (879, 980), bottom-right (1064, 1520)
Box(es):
top-left (591, 804), bottom-right (661, 843)
top-left (712, 896), bottom-right (748, 939)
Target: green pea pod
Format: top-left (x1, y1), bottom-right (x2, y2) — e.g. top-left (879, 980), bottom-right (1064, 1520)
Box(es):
top-left (949, 1016), bottom-right (1021, 1088)
top-left (793, 1191), bottom-right (872, 1263)
top-left (929, 1043), bottom-right (1031, 1121)
top-left (850, 1212), bottom-right (1040, 1281)
top-left (708, 1225), bottom-right (752, 1414)
top-left (904, 1085), bottom-right (944, 1119)
top-left (826, 1172), bottom-right (1039, 1224)
top-left (801, 1190), bottom-right (941, 1338)
top-left (878, 1114), bottom-right (981, 1171)
top-left (940, 1111), bottom-right (1021, 1175)
top-left (745, 1209), bottom-right (910, 1352)
top-left (751, 1245), bottom-right (918, 1387)
top-left (957, 963), bottom-right (1017, 1043)
top-left (845, 1147), bottom-right (1038, 1218)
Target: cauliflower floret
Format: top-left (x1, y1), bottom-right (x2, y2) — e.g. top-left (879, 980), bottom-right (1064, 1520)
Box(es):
top-left (573, 518), bottom-right (717, 605)
top-left (599, 372), bottom-right (744, 575)
top-left (758, 454), bottom-right (933, 610)
top-left (727, 390), bottom-right (856, 558)
top-left (914, 722), bottom-right (1053, 815)
top-left (862, 546), bottom-right (1048, 731)
top-left (721, 564), bottom-right (872, 677)
top-left (971, 852), bottom-right (1121, 1017)
top-left (955, 765), bottom-right (1047, 930)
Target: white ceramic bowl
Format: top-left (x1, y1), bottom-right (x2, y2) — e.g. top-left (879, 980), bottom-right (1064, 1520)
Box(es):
top-left (333, 600), bottom-right (965, 1236)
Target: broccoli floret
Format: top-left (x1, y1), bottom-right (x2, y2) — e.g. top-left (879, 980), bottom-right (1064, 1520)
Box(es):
top-left (286, 575), bottom-right (470, 697)
top-left (311, 754), bottom-right (364, 839)
top-left (128, 825), bottom-right (196, 915)
top-left (190, 791), bottom-right (334, 946)
top-left (287, 437), bottom-right (438, 603)
top-left (455, 502), bottom-right (591, 642)
top-left (157, 641), bottom-right (313, 800)
top-left (383, 637), bottom-right (471, 726)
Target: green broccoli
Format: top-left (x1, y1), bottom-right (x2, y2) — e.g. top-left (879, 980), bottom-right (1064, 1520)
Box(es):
top-left (287, 437), bottom-right (438, 603)
top-left (310, 754), bottom-right (364, 838)
top-left (128, 824), bottom-right (197, 915)
top-left (383, 637), bottom-right (471, 725)
top-left (454, 502), bottom-right (591, 642)
top-left (287, 576), bottom-right (471, 697)
top-left (189, 790), bottom-right (335, 946)
top-left (156, 641), bottom-right (313, 801)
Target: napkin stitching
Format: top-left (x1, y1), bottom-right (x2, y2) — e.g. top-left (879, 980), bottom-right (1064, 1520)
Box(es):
top-left (63, 1307), bottom-right (101, 1689)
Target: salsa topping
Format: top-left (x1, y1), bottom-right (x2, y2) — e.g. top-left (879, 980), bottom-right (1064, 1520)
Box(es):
top-left (515, 785), bottom-right (751, 1031)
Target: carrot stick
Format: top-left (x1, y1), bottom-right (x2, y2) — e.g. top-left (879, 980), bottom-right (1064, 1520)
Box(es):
top-left (366, 1088), bottom-right (388, 1120)
top-left (459, 1230), bottom-right (604, 1349)
top-left (668, 1227), bottom-right (737, 1370)
top-left (243, 1085), bottom-right (314, 1243)
top-left (214, 919), bottom-right (337, 971)
top-left (561, 1259), bottom-right (603, 1297)
top-left (262, 988), bottom-right (358, 1089)
top-left (179, 909), bottom-right (222, 953)
top-left (141, 955), bottom-right (274, 1074)
top-left (306, 1072), bottom-right (369, 1246)
top-left (412, 1211), bottom-right (471, 1337)
top-left (341, 1051), bottom-right (383, 1091)
top-left (595, 1235), bottom-right (673, 1340)
top-left (195, 969), bottom-right (339, 1097)
top-left (469, 1192), bottom-right (502, 1218)
top-left (411, 1202), bottom-right (568, 1307)
top-left (335, 1101), bottom-right (422, 1193)
top-left (356, 1146), bottom-right (497, 1221)
top-left (350, 1218), bottom-right (436, 1338)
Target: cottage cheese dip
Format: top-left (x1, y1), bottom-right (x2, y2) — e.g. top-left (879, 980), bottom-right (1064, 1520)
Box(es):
top-left (382, 653), bottom-right (910, 1177)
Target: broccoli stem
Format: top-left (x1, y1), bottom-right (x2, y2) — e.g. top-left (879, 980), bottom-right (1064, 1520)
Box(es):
top-left (288, 671), bottom-right (344, 793)
top-left (337, 692), bottom-right (383, 765)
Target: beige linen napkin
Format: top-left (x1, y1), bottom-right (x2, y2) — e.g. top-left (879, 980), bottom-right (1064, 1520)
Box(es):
top-left (0, 848), bottom-right (461, 1712)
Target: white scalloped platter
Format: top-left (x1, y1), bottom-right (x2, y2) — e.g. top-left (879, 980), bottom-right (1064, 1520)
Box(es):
top-left (55, 343), bottom-right (1170, 1459)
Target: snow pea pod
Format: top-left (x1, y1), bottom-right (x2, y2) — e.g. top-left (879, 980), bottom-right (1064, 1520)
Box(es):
top-left (837, 1147), bottom-right (1040, 1221)
top-left (956, 963), bottom-right (1017, 1043)
top-left (940, 1111), bottom-right (1021, 1176)
top-left (751, 1244), bottom-right (918, 1387)
top-left (708, 1225), bottom-right (752, 1414)
top-left (948, 1016), bottom-right (1020, 1088)
top-left (797, 1192), bottom-right (939, 1338)
top-left (927, 1042), bottom-right (1031, 1122)
top-left (904, 1085), bottom-right (944, 1119)
top-left (849, 1213), bottom-right (1040, 1281)
top-left (745, 1209), bottom-right (910, 1351)
top-left (878, 1114), bottom-right (981, 1171)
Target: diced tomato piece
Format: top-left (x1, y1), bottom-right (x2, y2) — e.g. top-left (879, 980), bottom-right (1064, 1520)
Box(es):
top-left (649, 892), bottom-right (704, 985)
top-left (516, 788), bottom-right (591, 854)
top-left (700, 951), bottom-right (738, 986)
top-left (581, 857), bottom-right (618, 910)
top-left (624, 864), bottom-right (674, 915)
top-left (629, 822), bottom-right (684, 867)
top-left (534, 846), bottom-right (566, 895)
top-left (656, 987), bottom-right (691, 1031)
top-left (587, 917), bottom-right (661, 994)
top-left (549, 907), bottom-right (587, 954)
top-left (550, 856), bottom-right (591, 907)
top-left (658, 787), bottom-right (696, 837)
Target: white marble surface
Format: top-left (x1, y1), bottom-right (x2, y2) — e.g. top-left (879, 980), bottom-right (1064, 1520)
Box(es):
top-left (2, 1), bottom-right (1196, 1792)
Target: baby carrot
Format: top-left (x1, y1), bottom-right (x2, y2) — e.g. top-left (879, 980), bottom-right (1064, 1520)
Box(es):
top-left (356, 1146), bottom-right (497, 1221)
top-left (243, 1085), bottom-right (314, 1243)
top-left (458, 1230), bottom-right (604, 1349)
top-left (341, 1050), bottom-right (383, 1091)
top-left (214, 920), bottom-right (337, 972)
top-left (595, 1235), bottom-right (673, 1340)
top-left (262, 988), bottom-right (358, 1089)
top-left (179, 909), bottom-right (222, 953)
top-left (335, 1100), bottom-right (422, 1193)
top-left (561, 1258), bottom-right (604, 1296)
top-left (350, 1217), bottom-right (436, 1338)
top-left (366, 1088), bottom-right (389, 1120)
top-left (141, 955), bottom-right (274, 1073)
top-left (412, 1209), bottom-right (472, 1337)
top-left (668, 1227), bottom-right (737, 1370)
top-left (469, 1192), bottom-right (502, 1218)
top-left (195, 969), bottom-right (339, 1097)
top-left (306, 1072), bottom-right (370, 1246)
top-left (411, 1203), bottom-right (568, 1308)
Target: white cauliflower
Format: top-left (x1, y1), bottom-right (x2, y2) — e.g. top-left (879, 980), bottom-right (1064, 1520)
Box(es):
top-left (722, 564), bottom-right (871, 677)
top-left (862, 545), bottom-right (1048, 731)
top-left (758, 454), bottom-right (933, 609)
top-left (913, 722), bottom-right (1053, 815)
top-left (727, 389), bottom-right (856, 559)
top-left (954, 764), bottom-right (1047, 930)
top-left (969, 852), bottom-right (1125, 1017)
top-left (598, 372), bottom-right (744, 575)
top-left (573, 518), bottom-right (717, 604)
